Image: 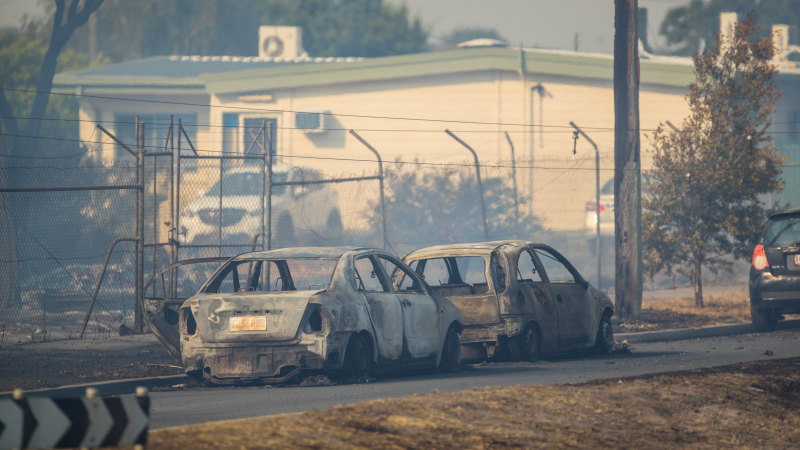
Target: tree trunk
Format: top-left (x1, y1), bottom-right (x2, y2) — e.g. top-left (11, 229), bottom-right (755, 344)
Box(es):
top-left (613, 0), bottom-right (643, 319)
top-left (26, 0), bottom-right (104, 142)
top-left (694, 252), bottom-right (704, 307)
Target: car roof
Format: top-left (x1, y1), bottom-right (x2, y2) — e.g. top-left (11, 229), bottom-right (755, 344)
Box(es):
top-left (768, 207), bottom-right (800, 220)
top-left (231, 246), bottom-right (378, 259)
top-left (405, 240), bottom-right (533, 259)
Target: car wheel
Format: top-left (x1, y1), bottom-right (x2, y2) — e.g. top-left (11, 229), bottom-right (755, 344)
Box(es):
top-left (438, 326), bottom-right (461, 372)
top-left (751, 306), bottom-right (777, 332)
top-left (274, 214), bottom-right (295, 247)
top-left (594, 314), bottom-right (614, 355)
top-left (343, 334), bottom-right (372, 380)
top-left (510, 325), bottom-right (539, 362)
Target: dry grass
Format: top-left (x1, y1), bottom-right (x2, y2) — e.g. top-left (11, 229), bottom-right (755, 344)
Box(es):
top-left (148, 357), bottom-right (800, 449)
top-left (615, 291), bottom-right (751, 333)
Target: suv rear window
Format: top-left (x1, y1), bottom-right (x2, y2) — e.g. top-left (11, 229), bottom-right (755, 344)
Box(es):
top-left (764, 214), bottom-right (800, 247)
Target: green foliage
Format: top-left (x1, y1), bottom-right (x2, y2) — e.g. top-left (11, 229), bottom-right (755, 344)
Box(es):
top-left (437, 27), bottom-right (507, 48)
top-left (373, 162), bottom-right (541, 253)
top-left (0, 28), bottom-right (106, 152)
top-left (50, 0), bottom-right (428, 62)
top-left (660, 0), bottom-right (800, 56)
top-left (643, 16), bottom-right (785, 305)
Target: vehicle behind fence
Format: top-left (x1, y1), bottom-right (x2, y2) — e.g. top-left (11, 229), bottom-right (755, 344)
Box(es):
top-left (4, 117), bottom-right (770, 345)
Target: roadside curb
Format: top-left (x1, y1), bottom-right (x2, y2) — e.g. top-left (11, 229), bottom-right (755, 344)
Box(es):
top-left (5, 320), bottom-right (799, 398)
top-left (617, 318), bottom-right (800, 343)
top-left (0, 374), bottom-right (190, 399)
top-left (617, 322), bottom-right (752, 343)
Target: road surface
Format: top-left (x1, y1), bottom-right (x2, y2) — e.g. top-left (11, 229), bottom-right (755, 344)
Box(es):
top-left (150, 327), bottom-right (800, 429)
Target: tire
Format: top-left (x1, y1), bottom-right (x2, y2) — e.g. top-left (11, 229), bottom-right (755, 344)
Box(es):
top-left (439, 326), bottom-right (461, 372)
top-left (343, 334), bottom-right (372, 380)
top-left (594, 314), bottom-right (614, 355)
top-left (751, 306), bottom-right (777, 332)
top-left (510, 325), bottom-right (539, 362)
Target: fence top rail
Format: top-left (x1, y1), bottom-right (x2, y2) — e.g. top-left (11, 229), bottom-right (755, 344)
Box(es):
top-left (0, 184), bottom-right (142, 193)
top-left (274, 175), bottom-right (381, 187)
top-left (178, 154), bottom-right (266, 161)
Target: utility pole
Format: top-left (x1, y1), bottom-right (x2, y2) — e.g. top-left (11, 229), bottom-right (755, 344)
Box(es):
top-left (614, 0), bottom-right (642, 319)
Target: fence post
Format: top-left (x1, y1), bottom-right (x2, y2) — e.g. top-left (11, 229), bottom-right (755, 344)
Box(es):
top-left (445, 129), bottom-right (489, 241)
top-left (134, 118), bottom-right (145, 332)
top-left (570, 121), bottom-right (602, 290)
top-left (266, 121), bottom-right (273, 251)
top-left (348, 130), bottom-right (386, 249)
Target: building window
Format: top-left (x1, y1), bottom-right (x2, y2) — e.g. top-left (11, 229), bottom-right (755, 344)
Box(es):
top-left (222, 113), bottom-right (239, 154)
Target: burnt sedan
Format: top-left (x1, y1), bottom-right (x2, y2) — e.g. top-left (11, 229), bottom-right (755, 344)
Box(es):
top-left (403, 241), bottom-right (614, 362)
top-left (148, 247), bottom-right (463, 384)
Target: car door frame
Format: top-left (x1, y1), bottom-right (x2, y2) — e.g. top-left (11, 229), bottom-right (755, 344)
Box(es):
top-left (378, 254), bottom-right (441, 361)
top-left (353, 253), bottom-right (405, 362)
top-left (530, 244), bottom-right (595, 348)
top-left (511, 246), bottom-right (560, 353)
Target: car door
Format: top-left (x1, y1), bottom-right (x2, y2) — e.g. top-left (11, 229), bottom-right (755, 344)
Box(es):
top-left (379, 255), bottom-right (440, 359)
top-left (353, 255), bottom-right (404, 361)
top-left (514, 247), bottom-right (559, 352)
top-left (142, 257), bottom-right (230, 361)
top-left (532, 245), bottom-right (594, 348)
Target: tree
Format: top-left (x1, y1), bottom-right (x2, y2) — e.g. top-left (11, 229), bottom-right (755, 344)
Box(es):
top-left (437, 27), bottom-right (507, 48)
top-left (660, 0), bottom-right (800, 56)
top-left (371, 162), bottom-right (541, 254)
top-left (56, 0), bottom-right (428, 62)
top-left (643, 15), bottom-right (784, 307)
top-left (0, 1), bottom-right (102, 312)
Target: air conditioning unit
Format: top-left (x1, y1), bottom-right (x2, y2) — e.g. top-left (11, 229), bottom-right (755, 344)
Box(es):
top-left (295, 108), bottom-right (329, 134)
top-left (259, 26), bottom-right (303, 59)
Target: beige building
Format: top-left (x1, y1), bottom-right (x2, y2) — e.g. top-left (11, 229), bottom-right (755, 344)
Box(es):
top-left (55, 31), bottom-right (797, 233)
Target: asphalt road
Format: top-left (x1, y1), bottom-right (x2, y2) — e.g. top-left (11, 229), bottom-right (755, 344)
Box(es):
top-left (150, 327), bottom-right (800, 429)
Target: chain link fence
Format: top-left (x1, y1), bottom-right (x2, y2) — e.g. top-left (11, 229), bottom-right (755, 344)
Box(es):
top-left (5, 119), bottom-right (786, 345)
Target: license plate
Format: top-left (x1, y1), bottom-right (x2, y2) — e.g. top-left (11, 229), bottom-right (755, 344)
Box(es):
top-left (229, 315), bottom-right (266, 331)
top-left (794, 254), bottom-right (800, 266)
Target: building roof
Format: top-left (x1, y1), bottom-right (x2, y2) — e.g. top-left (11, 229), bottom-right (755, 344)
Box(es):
top-left (54, 47), bottom-right (703, 95)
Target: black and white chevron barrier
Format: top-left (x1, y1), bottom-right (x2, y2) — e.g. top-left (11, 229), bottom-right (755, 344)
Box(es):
top-left (0, 386), bottom-right (149, 449)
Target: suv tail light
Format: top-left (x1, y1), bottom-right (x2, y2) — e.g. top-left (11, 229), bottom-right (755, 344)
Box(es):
top-left (752, 244), bottom-right (769, 271)
top-left (585, 201), bottom-right (605, 212)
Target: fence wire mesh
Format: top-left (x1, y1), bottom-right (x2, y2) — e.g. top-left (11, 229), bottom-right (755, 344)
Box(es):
top-left (5, 122), bottom-right (785, 346)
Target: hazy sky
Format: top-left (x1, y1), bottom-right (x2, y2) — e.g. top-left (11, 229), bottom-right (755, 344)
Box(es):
top-left (0, 0), bottom-right (691, 54)
top-left (391, 0), bottom-right (692, 53)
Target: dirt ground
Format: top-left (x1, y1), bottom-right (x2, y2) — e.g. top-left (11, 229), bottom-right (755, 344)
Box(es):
top-left (0, 290), bottom-right (757, 392)
top-left (149, 357), bottom-right (800, 448)
top-left (0, 335), bottom-right (182, 392)
top-left (614, 291), bottom-right (752, 333)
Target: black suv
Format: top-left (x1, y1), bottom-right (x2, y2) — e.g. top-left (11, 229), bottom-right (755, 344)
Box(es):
top-left (750, 207), bottom-right (800, 331)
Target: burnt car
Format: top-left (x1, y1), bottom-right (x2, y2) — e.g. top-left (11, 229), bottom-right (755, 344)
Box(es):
top-left (403, 240), bottom-right (614, 362)
top-left (146, 247), bottom-right (463, 384)
top-left (750, 207), bottom-right (800, 331)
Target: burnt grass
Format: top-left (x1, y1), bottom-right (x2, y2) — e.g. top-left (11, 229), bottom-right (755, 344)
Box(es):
top-left (149, 357), bottom-right (800, 448)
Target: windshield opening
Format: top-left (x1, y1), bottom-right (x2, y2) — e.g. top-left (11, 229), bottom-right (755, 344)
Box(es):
top-left (203, 257), bottom-right (337, 293)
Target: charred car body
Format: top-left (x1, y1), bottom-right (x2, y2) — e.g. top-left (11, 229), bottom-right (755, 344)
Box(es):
top-left (403, 240), bottom-right (614, 362)
top-left (750, 207), bottom-right (800, 331)
top-left (146, 247), bottom-right (463, 384)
